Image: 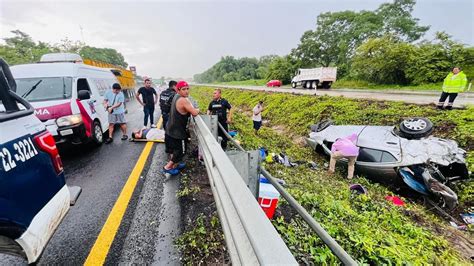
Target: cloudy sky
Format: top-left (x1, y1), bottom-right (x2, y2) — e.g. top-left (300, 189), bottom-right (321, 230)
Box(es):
top-left (1, 0), bottom-right (473, 78)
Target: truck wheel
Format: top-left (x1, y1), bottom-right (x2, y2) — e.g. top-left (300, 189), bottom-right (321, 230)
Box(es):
top-left (311, 81), bottom-right (318, 89)
top-left (291, 82), bottom-right (297, 88)
top-left (322, 81), bottom-right (332, 89)
top-left (305, 81), bottom-right (311, 89)
top-left (91, 120), bottom-right (104, 145)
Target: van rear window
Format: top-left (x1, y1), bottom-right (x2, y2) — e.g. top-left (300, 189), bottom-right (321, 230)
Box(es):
top-left (15, 77), bottom-right (72, 102)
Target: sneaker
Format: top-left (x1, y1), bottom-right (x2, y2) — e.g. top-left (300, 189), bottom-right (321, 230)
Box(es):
top-left (121, 135), bottom-right (128, 140)
top-left (105, 138), bottom-right (113, 144)
top-left (151, 124), bottom-right (157, 128)
top-left (176, 162), bottom-right (186, 170)
top-left (162, 167), bottom-right (179, 175)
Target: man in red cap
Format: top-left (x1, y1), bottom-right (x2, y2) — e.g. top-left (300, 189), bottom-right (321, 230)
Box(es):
top-left (163, 81), bottom-right (200, 175)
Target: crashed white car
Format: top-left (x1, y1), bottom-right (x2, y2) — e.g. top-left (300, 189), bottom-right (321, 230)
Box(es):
top-left (306, 118), bottom-right (469, 208)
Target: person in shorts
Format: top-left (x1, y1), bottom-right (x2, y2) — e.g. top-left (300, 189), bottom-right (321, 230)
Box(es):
top-left (103, 83), bottom-right (128, 143)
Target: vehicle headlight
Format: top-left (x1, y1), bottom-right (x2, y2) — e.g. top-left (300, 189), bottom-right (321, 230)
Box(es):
top-left (56, 114), bottom-right (83, 127)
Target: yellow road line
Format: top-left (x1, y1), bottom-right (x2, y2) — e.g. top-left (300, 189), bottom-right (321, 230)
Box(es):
top-left (84, 143), bottom-right (158, 264)
top-left (156, 116), bottom-right (163, 129)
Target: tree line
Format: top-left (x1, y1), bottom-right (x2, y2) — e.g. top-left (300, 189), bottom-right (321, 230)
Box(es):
top-left (0, 30), bottom-right (128, 68)
top-left (194, 0), bottom-right (473, 85)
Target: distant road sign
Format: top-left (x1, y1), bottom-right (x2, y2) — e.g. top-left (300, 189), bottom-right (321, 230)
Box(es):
top-left (129, 66), bottom-right (136, 74)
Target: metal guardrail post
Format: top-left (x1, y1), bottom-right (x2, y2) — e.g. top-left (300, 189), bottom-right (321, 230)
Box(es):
top-left (192, 115), bottom-right (297, 265)
top-left (260, 168), bottom-right (357, 266)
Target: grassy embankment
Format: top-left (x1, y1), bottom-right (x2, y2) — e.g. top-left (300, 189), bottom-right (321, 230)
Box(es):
top-left (185, 86), bottom-right (473, 264)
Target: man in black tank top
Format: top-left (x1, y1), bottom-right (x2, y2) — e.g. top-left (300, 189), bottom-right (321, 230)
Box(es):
top-left (163, 81), bottom-right (200, 175)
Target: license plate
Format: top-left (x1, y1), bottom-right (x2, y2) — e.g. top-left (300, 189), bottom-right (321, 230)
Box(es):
top-left (60, 129), bottom-right (73, 136)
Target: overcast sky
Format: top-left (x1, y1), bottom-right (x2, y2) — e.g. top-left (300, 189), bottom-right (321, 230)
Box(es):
top-left (1, 0), bottom-right (473, 78)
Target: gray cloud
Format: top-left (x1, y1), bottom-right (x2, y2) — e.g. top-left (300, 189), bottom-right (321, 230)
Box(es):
top-left (1, 0), bottom-right (472, 79)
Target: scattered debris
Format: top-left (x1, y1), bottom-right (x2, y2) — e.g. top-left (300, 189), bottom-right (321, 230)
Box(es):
top-left (349, 184), bottom-right (367, 195)
top-left (385, 195), bottom-right (405, 206)
top-left (460, 213), bottom-right (474, 225)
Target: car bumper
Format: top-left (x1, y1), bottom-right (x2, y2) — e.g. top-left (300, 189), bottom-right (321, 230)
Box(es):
top-left (15, 185), bottom-right (70, 263)
top-left (54, 123), bottom-right (88, 144)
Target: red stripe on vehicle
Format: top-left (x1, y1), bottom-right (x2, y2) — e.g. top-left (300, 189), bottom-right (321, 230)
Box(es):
top-left (76, 100), bottom-right (92, 137)
top-left (34, 102), bottom-right (72, 121)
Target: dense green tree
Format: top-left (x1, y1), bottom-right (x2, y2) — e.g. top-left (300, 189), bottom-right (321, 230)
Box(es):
top-left (79, 46), bottom-right (128, 68)
top-left (266, 55), bottom-right (300, 84)
top-left (351, 35), bottom-right (414, 84)
top-left (0, 30), bottom-right (56, 65)
top-left (292, 0), bottom-right (429, 77)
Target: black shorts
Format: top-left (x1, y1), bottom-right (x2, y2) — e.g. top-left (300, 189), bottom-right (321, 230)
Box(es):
top-left (253, 120), bottom-right (262, 130)
top-left (165, 134), bottom-right (187, 163)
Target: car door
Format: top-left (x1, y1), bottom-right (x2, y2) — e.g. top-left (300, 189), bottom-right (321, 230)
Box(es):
top-left (0, 60), bottom-right (69, 263)
top-left (85, 77), bottom-right (108, 132)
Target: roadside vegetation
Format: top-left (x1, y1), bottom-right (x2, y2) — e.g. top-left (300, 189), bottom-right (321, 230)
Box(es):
top-left (194, 0), bottom-right (474, 91)
top-left (190, 86), bottom-right (473, 264)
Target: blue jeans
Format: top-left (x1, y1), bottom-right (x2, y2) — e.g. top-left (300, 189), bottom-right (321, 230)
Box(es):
top-left (143, 105), bottom-right (155, 126)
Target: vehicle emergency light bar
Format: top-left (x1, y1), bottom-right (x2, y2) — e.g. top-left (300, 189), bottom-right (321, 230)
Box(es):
top-left (39, 53), bottom-right (83, 63)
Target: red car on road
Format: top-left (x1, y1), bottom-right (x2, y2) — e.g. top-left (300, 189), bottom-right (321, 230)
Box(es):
top-left (266, 80), bottom-right (282, 87)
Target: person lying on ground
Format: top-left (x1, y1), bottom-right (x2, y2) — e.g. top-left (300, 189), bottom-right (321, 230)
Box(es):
top-left (131, 128), bottom-right (165, 141)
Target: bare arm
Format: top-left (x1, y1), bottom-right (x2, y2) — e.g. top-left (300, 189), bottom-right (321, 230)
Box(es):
top-left (227, 108), bottom-right (233, 123)
top-left (136, 91), bottom-right (144, 106)
top-left (183, 98), bottom-right (200, 117)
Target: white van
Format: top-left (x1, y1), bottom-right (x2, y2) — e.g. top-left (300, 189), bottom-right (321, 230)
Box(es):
top-left (10, 53), bottom-right (118, 145)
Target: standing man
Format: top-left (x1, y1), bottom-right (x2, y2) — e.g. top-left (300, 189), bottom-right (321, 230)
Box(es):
top-left (252, 101), bottom-right (264, 135)
top-left (136, 78), bottom-right (158, 127)
top-left (163, 81), bottom-right (199, 175)
top-left (103, 83), bottom-right (128, 143)
top-left (159, 80), bottom-right (177, 130)
top-left (207, 89), bottom-right (232, 150)
top-left (437, 67), bottom-right (468, 110)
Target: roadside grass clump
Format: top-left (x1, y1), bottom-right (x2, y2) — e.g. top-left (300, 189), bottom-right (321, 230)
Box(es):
top-left (175, 213), bottom-right (225, 265)
top-left (190, 86), bottom-right (473, 264)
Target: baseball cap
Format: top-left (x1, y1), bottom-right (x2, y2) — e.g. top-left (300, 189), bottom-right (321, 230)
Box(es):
top-left (176, 81), bottom-right (189, 90)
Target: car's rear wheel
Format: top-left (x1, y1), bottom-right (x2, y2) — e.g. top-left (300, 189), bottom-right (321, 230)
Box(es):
top-left (91, 120), bottom-right (103, 145)
top-left (399, 117), bottom-right (433, 139)
top-left (291, 82), bottom-right (297, 88)
top-left (322, 81), bottom-right (332, 89)
top-left (305, 81), bottom-right (311, 89)
top-left (311, 81), bottom-right (318, 89)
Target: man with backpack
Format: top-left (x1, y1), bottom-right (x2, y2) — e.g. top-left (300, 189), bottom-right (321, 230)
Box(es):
top-left (159, 80), bottom-right (177, 130)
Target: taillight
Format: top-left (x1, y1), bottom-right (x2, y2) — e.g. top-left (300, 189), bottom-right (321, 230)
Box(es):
top-left (34, 131), bottom-right (64, 174)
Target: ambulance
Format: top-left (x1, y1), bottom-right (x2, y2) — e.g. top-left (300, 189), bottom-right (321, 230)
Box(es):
top-left (10, 53), bottom-right (119, 145)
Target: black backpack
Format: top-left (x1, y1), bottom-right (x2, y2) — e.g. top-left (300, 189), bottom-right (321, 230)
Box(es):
top-left (159, 88), bottom-right (175, 113)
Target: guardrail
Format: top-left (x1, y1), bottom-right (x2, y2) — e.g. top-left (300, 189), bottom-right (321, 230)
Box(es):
top-left (216, 120), bottom-right (357, 265)
top-left (192, 115), bottom-right (297, 265)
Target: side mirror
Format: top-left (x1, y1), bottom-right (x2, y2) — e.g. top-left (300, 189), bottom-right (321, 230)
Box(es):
top-left (78, 90), bottom-right (91, 100)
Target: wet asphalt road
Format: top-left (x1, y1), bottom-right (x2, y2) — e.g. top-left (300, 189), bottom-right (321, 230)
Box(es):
top-left (0, 99), bottom-right (180, 265)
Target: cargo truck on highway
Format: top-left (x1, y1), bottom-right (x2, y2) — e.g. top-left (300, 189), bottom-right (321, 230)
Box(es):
top-left (291, 67), bottom-right (337, 89)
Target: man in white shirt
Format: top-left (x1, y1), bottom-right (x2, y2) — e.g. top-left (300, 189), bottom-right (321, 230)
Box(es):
top-left (252, 101), bottom-right (264, 135)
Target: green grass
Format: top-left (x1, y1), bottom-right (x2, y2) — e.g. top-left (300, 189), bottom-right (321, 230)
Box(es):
top-left (190, 86), bottom-right (473, 264)
top-left (212, 79), bottom-right (267, 86)
top-left (332, 79), bottom-right (443, 91)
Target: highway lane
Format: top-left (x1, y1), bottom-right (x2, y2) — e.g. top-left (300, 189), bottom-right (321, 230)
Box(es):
top-left (0, 99), bottom-right (179, 265)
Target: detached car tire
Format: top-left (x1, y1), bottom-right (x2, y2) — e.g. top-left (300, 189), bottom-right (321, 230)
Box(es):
top-left (399, 117), bottom-right (433, 139)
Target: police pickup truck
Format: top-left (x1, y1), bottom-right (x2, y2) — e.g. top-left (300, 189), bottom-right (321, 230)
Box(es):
top-left (0, 58), bottom-right (70, 263)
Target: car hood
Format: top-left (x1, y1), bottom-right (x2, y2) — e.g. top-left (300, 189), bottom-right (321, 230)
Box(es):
top-left (399, 137), bottom-right (466, 166)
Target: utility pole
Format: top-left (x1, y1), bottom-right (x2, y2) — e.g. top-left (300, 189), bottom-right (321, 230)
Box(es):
top-left (79, 25), bottom-right (85, 43)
